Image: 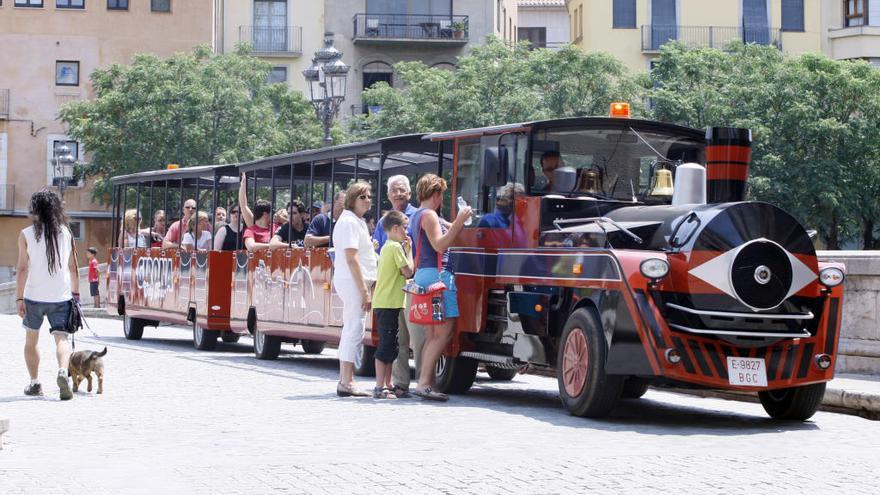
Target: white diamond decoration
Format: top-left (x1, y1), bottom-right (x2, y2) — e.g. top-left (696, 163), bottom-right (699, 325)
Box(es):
top-left (688, 248), bottom-right (739, 299)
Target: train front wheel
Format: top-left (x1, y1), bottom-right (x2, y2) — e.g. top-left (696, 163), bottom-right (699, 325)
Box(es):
top-left (758, 383), bottom-right (826, 421)
top-left (193, 323), bottom-right (219, 351)
top-left (556, 308), bottom-right (623, 418)
top-left (123, 316), bottom-right (145, 340)
top-left (435, 355), bottom-right (478, 394)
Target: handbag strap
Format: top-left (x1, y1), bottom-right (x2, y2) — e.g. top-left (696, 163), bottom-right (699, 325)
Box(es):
top-left (413, 211), bottom-right (442, 273)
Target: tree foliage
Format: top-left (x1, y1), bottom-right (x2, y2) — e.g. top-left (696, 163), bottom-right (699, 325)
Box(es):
top-left (59, 45), bottom-right (323, 201)
top-left (353, 39), bottom-right (642, 139)
top-left (650, 42), bottom-right (880, 248)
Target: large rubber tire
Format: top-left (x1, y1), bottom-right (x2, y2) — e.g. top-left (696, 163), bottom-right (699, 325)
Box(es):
top-left (620, 379), bottom-right (650, 399)
top-left (556, 308), bottom-right (624, 418)
top-left (193, 323), bottom-right (219, 351)
top-left (353, 345), bottom-right (376, 377)
top-left (221, 332), bottom-right (241, 343)
top-left (758, 383), bottom-right (827, 421)
top-left (253, 328), bottom-right (282, 360)
top-left (301, 339), bottom-right (326, 355)
top-left (486, 365), bottom-right (517, 381)
top-left (123, 316), bottom-right (145, 340)
top-left (435, 355), bottom-right (479, 394)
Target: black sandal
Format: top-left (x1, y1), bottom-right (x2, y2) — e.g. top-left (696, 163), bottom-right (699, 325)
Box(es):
top-left (413, 387), bottom-right (449, 402)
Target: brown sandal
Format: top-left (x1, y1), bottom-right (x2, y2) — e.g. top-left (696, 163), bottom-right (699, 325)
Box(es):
top-left (373, 387), bottom-right (398, 399)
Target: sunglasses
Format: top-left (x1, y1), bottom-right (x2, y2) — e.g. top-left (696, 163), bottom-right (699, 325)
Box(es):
top-left (358, 194), bottom-right (373, 200)
top-left (184, 206), bottom-right (195, 210)
top-left (229, 210), bottom-right (239, 214)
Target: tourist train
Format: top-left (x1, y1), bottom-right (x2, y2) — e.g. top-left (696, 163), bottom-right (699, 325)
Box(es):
top-left (107, 107), bottom-right (845, 420)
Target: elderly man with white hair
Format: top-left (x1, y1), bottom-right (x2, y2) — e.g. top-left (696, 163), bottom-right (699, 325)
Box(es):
top-left (372, 175), bottom-right (423, 398)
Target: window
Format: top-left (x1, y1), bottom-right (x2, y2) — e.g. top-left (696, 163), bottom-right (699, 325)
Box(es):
top-left (743, 0), bottom-right (770, 43)
top-left (107, 0), bottom-right (128, 9)
top-left (56, 0), bottom-right (84, 8)
top-left (151, 0), bottom-right (169, 12)
top-left (519, 27), bottom-right (547, 49)
top-left (51, 140), bottom-right (80, 187)
top-left (613, 0), bottom-right (637, 28)
top-left (497, 0), bottom-right (502, 31)
top-left (781, 0), bottom-right (804, 31)
top-left (845, 0), bottom-right (866, 27)
top-left (55, 61), bottom-right (79, 86)
top-left (69, 220), bottom-right (84, 241)
top-left (268, 66), bottom-right (287, 84)
top-left (15, 0), bottom-right (43, 6)
top-left (363, 61), bottom-right (393, 90)
top-left (650, 0), bottom-right (677, 49)
top-left (503, 8), bottom-right (507, 39)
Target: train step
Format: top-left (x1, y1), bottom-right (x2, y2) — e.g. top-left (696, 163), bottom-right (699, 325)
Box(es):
top-left (459, 351), bottom-right (517, 368)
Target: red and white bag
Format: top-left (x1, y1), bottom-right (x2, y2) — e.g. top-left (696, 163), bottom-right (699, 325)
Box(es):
top-left (405, 216), bottom-right (446, 326)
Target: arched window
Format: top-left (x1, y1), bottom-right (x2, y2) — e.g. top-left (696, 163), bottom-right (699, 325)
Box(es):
top-left (430, 62), bottom-right (456, 71)
top-left (362, 61), bottom-right (394, 90)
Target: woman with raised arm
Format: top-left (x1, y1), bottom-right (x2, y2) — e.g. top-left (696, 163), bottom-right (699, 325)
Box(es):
top-left (332, 181), bottom-right (378, 397)
top-left (409, 174), bottom-right (472, 401)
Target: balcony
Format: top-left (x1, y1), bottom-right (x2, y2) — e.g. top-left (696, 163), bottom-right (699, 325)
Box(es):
top-left (353, 13), bottom-right (469, 45)
top-left (239, 26), bottom-right (303, 57)
top-left (640, 25), bottom-right (782, 52)
top-left (0, 89), bottom-right (8, 120)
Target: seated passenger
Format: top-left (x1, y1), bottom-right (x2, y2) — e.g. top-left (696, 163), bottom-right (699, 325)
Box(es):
top-left (478, 183), bottom-right (525, 228)
top-left (273, 208), bottom-right (289, 226)
top-left (304, 191), bottom-right (346, 248)
top-left (270, 200), bottom-right (307, 249)
top-left (122, 209), bottom-right (148, 248)
top-left (162, 199), bottom-right (196, 249)
top-left (214, 206), bottom-right (227, 229)
top-left (213, 205), bottom-right (243, 251)
top-left (182, 211), bottom-right (212, 250)
top-left (243, 200), bottom-right (277, 252)
top-left (149, 210), bottom-right (166, 247)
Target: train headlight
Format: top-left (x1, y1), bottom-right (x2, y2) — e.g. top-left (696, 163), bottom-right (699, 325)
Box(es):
top-left (818, 267), bottom-right (845, 288)
top-left (640, 258), bottom-right (670, 280)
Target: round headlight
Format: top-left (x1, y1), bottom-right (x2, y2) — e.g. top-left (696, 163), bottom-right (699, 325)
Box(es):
top-left (819, 267), bottom-right (845, 287)
top-left (640, 258), bottom-right (670, 279)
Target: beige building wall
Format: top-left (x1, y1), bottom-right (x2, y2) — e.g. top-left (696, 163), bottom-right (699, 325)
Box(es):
top-left (218, 0), bottom-right (324, 93)
top-left (569, 0), bottom-right (823, 73)
top-left (496, 0), bottom-right (520, 43)
top-left (0, 1), bottom-right (214, 276)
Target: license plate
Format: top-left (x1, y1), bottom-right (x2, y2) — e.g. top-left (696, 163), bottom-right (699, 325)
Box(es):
top-left (726, 357), bottom-right (768, 387)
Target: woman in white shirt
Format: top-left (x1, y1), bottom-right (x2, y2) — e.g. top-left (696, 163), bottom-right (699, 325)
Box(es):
top-left (182, 211), bottom-right (213, 250)
top-left (332, 182), bottom-right (377, 397)
top-left (122, 209), bottom-right (148, 248)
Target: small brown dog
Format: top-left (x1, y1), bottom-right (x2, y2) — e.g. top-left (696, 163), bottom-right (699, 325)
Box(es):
top-left (68, 347), bottom-right (107, 394)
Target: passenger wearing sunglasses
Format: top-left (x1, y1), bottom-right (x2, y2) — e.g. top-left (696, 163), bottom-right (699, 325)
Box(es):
top-left (213, 206), bottom-right (244, 251)
top-left (162, 199), bottom-right (197, 249)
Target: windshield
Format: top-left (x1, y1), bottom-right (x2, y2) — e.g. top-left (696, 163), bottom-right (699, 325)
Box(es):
top-left (529, 125), bottom-right (704, 202)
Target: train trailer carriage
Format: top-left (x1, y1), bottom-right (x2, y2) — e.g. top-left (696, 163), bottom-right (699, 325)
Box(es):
top-left (108, 164), bottom-right (246, 349)
top-left (423, 116), bottom-right (844, 420)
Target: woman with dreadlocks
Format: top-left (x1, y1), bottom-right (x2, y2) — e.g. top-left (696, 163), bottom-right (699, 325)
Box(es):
top-left (15, 189), bottom-right (80, 401)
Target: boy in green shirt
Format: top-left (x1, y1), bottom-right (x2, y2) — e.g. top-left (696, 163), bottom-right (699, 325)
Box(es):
top-left (372, 211), bottom-right (414, 399)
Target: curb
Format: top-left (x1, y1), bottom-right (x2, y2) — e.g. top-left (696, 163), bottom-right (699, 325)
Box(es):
top-left (669, 385), bottom-right (880, 421)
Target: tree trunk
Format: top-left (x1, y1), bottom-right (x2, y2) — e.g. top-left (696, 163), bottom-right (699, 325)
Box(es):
top-left (864, 218), bottom-right (877, 250)
top-left (827, 213), bottom-right (840, 250)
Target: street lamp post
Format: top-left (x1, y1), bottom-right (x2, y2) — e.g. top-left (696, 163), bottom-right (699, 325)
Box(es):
top-left (303, 32), bottom-right (350, 147)
top-left (51, 143), bottom-right (76, 200)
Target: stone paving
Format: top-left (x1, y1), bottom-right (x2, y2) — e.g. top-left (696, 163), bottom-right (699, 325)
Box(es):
top-left (1, 314), bottom-right (878, 494)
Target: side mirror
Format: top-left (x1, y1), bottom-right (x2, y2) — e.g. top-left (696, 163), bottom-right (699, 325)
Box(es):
top-left (483, 146), bottom-right (508, 187)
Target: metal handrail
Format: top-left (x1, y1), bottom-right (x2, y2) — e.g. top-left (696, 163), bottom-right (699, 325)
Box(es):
top-left (353, 13), bottom-right (469, 41)
top-left (640, 25), bottom-right (783, 51)
top-left (238, 25), bottom-right (303, 54)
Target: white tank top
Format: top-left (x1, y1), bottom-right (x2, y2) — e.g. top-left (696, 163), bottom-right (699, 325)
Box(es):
top-left (23, 224), bottom-right (73, 303)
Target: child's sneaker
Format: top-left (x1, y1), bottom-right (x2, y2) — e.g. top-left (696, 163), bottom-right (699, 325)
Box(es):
top-left (57, 374), bottom-right (73, 401)
top-left (372, 387), bottom-right (397, 400)
top-left (24, 382), bottom-right (43, 397)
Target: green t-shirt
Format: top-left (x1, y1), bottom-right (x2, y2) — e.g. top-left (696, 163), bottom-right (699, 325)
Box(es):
top-left (373, 240), bottom-right (410, 309)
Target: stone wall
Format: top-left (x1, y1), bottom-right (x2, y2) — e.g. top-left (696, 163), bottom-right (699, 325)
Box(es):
top-left (818, 251), bottom-right (880, 374)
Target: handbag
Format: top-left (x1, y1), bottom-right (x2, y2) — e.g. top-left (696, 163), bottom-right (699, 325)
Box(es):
top-left (67, 299), bottom-right (83, 334)
top-left (406, 214), bottom-right (446, 326)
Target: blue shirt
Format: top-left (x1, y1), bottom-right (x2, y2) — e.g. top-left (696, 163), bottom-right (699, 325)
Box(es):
top-left (306, 213), bottom-right (332, 238)
top-left (477, 209), bottom-right (511, 228)
top-left (373, 203), bottom-right (418, 253)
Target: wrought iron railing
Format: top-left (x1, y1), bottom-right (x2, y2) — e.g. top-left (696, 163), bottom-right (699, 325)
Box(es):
top-left (239, 26), bottom-right (303, 55)
top-left (353, 13), bottom-right (469, 41)
top-left (640, 25), bottom-right (782, 51)
top-left (0, 89), bottom-right (9, 120)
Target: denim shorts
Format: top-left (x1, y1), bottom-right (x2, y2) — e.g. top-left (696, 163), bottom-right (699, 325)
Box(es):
top-left (413, 268), bottom-right (459, 319)
top-left (373, 308), bottom-right (400, 364)
top-left (89, 281), bottom-right (100, 297)
top-left (22, 299), bottom-right (71, 333)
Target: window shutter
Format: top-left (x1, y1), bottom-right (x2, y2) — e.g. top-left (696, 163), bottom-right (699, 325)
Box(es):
top-left (613, 0), bottom-right (637, 28)
top-left (781, 0), bottom-right (804, 31)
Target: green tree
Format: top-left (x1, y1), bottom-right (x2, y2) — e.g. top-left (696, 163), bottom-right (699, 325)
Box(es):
top-left (650, 42), bottom-right (880, 249)
top-left (59, 45), bottom-right (323, 201)
top-left (354, 39), bottom-right (643, 139)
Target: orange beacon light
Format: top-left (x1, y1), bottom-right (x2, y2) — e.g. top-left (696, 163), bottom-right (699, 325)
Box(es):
top-left (609, 102), bottom-right (631, 118)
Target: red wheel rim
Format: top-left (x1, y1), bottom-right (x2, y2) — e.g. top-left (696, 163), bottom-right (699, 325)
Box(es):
top-left (562, 328), bottom-right (589, 397)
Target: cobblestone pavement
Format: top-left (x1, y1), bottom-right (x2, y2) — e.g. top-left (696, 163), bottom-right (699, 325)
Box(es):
top-left (1, 314), bottom-right (878, 494)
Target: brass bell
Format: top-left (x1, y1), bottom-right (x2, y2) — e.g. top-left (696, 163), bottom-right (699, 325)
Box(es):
top-left (579, 170), bottom-right (601, 194)
top-left (649, 168), bottom-right (674, 197)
